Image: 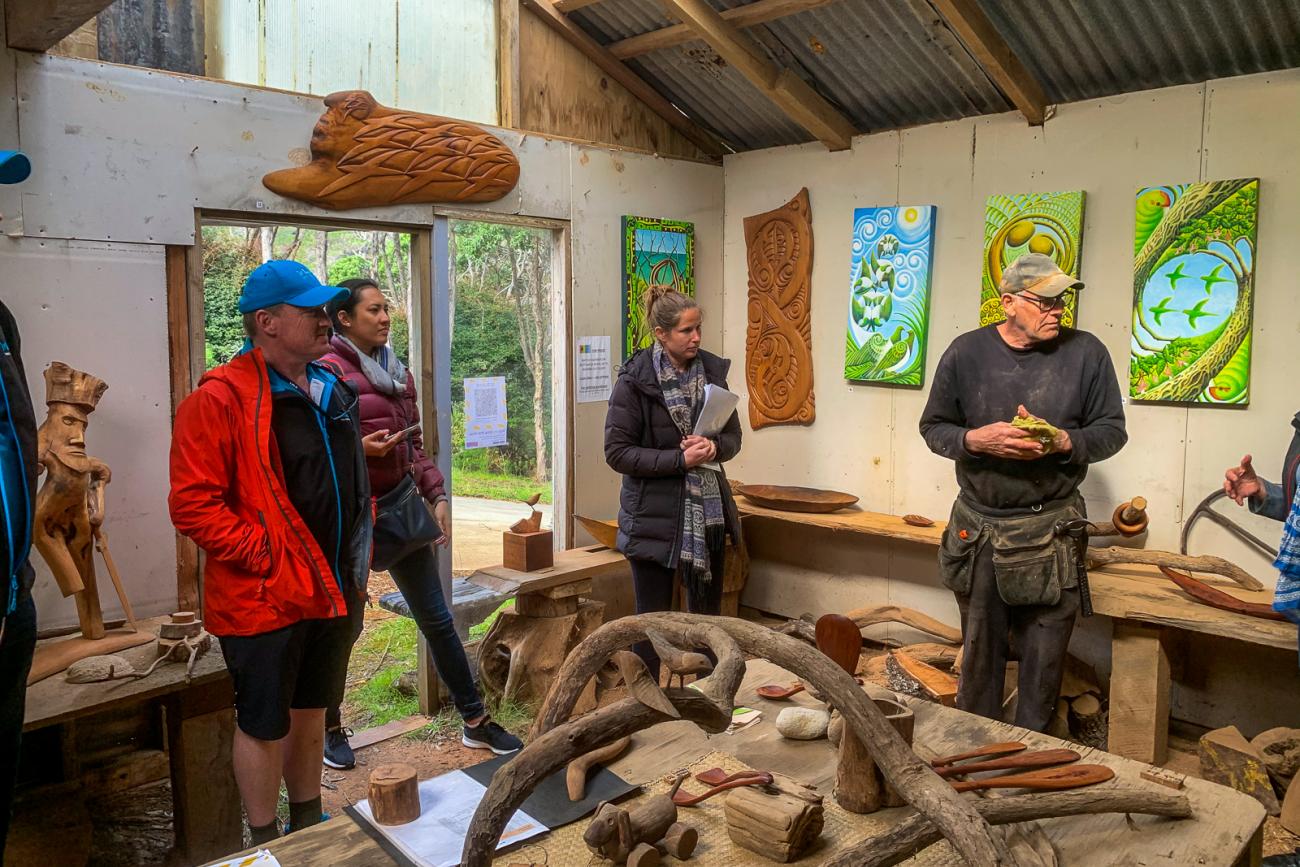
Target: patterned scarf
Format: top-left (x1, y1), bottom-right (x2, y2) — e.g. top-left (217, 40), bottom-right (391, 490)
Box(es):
top-left (1272, 482), bottom-right (1300, 622)
top-left (338, 334), bottom-right (408, 397)
top-left (654, 343), bottom-right (725, 601)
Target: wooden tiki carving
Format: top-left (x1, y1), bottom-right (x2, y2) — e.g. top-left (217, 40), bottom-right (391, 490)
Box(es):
top-left (744, 188), bottom-right (815, 429)
top-left (263, 90), bottom-right (520, 210)
top-left (34, 363), bottom-right (110, 639)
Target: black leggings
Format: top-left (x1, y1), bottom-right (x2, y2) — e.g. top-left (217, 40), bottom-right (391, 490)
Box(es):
top-left (628, 549), bottom-right (723, 682)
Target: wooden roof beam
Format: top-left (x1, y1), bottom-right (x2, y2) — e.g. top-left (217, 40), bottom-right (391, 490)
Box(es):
top-left (927, 0), bottom-right (1049, 125)
top-left (612, 0), bottom-right (844, 60)
top-left (5, 0), bottom-right (116, 51)
top-left (657, 0), bottom-right (857, 151)
top-left (521, 0), bottom-right (728, 157)
top-left (553, 0), bottom-right (604, 11)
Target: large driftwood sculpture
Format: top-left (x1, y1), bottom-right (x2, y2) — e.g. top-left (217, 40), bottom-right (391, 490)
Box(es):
top-left (744, 188), bottom-right (815, 429)
top-left (263, 90), bottom-right (519, 210)
top-left (30, 363), bottom-right (150, 684)
top-left (462, 613), bottom-right (1017, 866)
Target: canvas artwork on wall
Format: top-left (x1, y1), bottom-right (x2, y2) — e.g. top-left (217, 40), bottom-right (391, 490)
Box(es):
top-left (621, 216), bottom-right (696, 359)
top-left (980, 191), bottom-right (1085, 328)
top-left (844, 205), bottom-right (935, 385)
top-left (1129, 178), bottom-right (1259, 404)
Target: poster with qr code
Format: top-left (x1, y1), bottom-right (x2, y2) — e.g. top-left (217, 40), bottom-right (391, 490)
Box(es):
top-left (463, 376), bottom-right (507, 449)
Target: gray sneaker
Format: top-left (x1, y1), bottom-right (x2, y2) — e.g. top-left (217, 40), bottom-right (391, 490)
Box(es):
top-left (462, 718), bottom-right (523, 755)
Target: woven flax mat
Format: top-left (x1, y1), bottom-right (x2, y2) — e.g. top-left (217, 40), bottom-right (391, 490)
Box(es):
top-left (491, 748), bottom-right (967, 866)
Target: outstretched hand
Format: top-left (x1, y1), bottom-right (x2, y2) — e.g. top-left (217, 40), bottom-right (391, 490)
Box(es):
top-left (362, 429), bottom-right (398, 458)
top-left (1224, 453), bottom-right (1263, 506)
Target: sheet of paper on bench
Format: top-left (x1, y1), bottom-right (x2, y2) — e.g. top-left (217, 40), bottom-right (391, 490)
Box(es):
top-left (353, 769), bottom-right (545, 867)
top-left (692, 383), bottom-right (738, 472)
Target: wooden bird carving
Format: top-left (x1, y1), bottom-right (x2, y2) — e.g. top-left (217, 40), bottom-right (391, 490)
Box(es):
top-left (263, 90), bottom-right (520, 210)
top-left (644, 627), bottom-right (713, 689)
top-left (509, 492), bottom-right (545, 534)
top-left (612, 650), bottom-right (679, 719)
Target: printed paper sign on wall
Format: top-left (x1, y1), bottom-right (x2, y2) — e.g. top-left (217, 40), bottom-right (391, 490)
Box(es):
top-left (981, 192), bottom-right (1086, 328)
top-left (845, 205), bottom-right (935, 386)
top-left (1129, 179), bottom-right (1258, 404)
top-left (621, 216), bottom-right (695, 359)
top-left (464, 376), bottom-right (507, 448)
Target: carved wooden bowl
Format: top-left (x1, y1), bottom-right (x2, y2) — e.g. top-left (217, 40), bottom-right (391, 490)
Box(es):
top-left (736, 484), bottom-right (859, 513)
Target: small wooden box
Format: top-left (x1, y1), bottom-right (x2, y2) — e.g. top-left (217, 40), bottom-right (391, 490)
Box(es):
top-left (503, 530), bottom-right (554, 572)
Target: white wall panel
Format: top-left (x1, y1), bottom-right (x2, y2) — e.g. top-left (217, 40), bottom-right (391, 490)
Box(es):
top-left (0, 238), bottom-right (175, 629)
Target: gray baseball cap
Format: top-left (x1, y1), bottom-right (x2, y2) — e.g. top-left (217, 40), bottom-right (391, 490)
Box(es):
top-left (999, 253), bottom-right (1083, 297)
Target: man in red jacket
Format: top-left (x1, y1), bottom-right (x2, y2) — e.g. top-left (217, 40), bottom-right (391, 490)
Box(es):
top-left (169, 261), bottom-right (378, 846)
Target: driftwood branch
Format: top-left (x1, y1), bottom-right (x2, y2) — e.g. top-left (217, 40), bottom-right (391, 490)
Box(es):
top-left (1087, 546), bottom-right (1264, 591)
top-left (825, 787), bottom-right (1192, 867)
top-left (477, 613), bottom-right (1015, 867)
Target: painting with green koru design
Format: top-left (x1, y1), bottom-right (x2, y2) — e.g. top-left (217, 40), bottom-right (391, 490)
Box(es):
top-left (1129, 179), bottom-right (1258, 404)
top-left (845, 205), bottom-right (936, 385)
top-left (980, 191), bottom-right (1085, 328)
top-left (621, 216), bottom-right (695, 360)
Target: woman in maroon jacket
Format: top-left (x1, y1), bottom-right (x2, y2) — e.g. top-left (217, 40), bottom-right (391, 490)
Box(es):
top-left (320, 279), bottom-right (521, 768)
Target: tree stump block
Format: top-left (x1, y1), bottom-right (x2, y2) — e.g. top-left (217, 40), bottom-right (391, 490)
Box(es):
top-left (369, 763), bottom-right (421, 825)
top-left (725, 786), bottom-right (823, 862)
top-left (479, 599), bottom-right (603, 711)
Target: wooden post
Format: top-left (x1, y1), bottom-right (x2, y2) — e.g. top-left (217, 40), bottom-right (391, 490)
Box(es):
top-left (416, 632), bottom-right (448, 717)
top-left (166, 680), bottom-right (241, 864)
top-left (167, 240), bottom-right (202, 614)
top-left (1108, 620), bottom-right (1170, 763)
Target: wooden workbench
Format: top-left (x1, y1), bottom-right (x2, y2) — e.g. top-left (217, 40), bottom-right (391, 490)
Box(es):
top-left (736, 503), bottom-right (1296, 765)
top-left (23, 620), bottom-right (240, 865)
top-left (216, 657), bottom-right (1264, 866)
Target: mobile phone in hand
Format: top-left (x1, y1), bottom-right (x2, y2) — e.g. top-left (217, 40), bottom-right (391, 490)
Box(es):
top-left (385, 422), bottom-right (421, 443)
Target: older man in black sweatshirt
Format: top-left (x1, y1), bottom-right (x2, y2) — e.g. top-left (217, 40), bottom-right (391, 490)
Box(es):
top-left (920, 253), bottom-right (1126, 731)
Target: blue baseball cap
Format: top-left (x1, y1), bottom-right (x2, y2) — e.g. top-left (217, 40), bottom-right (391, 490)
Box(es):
top-left (0, 151), bottom-right (31, 185)
top-left (239, 260), bottom-right (348, 314)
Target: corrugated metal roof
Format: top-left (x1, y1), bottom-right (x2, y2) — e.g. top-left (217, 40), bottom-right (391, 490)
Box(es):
top-left (569, 0), bottom-right (1300, 153)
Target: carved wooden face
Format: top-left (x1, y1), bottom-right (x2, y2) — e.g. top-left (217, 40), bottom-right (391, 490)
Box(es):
top-left (309, 91), bottom-right (378, 160)
top-left (39, 402), bottom-right (92, 474)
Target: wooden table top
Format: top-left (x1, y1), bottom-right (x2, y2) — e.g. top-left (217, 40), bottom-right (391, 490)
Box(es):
top-left (466, 544), bottom-right (628, 596)
top-left (222, 658), bottom-right (1263, 867)
top-left (24, 616), bottom-right (228, 731)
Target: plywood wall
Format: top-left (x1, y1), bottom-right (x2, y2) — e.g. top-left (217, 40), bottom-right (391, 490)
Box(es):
top-left (518, 6), bottom-right (707, 162)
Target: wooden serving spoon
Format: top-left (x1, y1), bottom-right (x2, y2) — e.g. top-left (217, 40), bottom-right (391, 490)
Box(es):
top-left (930, 742), bottom-right (1027, 767)
top-left (672, 772), bottom-right (774, 806)
top-left (950, 764), bottom-right (1114, 793)
top-left (933, 748), bottom-right (1080, 779)
top-left (816, 613), bottom-right (863, 676)
top-left (694, 767), bottom-right (773, 786)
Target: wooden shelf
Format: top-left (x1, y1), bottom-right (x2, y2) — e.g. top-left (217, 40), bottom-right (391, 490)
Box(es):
top-left (466, 544), bottom-right (627, 596)
top-left (736, 502), bottom-right (945, 546)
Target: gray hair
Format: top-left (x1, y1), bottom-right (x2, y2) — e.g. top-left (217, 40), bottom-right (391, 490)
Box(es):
top-left (648, 290), bottom-right (698, 334)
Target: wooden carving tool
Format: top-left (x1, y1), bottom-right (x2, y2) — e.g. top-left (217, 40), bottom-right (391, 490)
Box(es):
top-left (933, 749), bottom-right (1080, 778)
top-left (930, 742), bottom-right (1027, 767)
top-left (950, 764), bottom-right (1114, 793)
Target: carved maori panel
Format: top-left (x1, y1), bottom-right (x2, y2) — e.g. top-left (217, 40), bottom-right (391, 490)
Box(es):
top-left (263, 90), bottom-right (520, 210)
top-left (744, 188), bottom-right (815, 429)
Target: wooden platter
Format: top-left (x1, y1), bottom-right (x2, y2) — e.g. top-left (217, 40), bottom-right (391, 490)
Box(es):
top-left (735, 484), bottom-right (859, 513)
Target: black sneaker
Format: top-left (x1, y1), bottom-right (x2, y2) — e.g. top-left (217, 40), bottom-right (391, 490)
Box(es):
top-left (462, 718), bottom-right (523, 755)
top-left (323, 726), bottom-right (355, 770)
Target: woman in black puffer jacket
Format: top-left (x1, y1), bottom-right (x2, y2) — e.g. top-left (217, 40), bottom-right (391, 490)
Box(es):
top-left (604, 291), bottom-right (742, 680)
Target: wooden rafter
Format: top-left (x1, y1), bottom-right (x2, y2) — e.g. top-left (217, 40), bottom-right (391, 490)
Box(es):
top-left (5, 0), bottom-right (116, 51)
top-left (927, 0), bottom-right (1049, 124)
top-left (657, 0), bottom-right (857, 151)
top-left (498, 0), bottom-right (522, 128)
top-left (612, 0), bottom-right (844, 60)
top-left (521, 0), bottom-right (728, 156)
top-left (554, 0), bottom-right (604, 11)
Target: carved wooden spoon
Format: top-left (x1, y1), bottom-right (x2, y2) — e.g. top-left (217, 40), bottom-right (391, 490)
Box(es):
top-left (950, 764), bottom-right (1114, 793)
top-left (694, 767), bottom-right (773, 786)
top-left (672, 772), bottom-right (774, 806)
top-left (755, 676), bottom-right (863, 700)
top-left (933, 748), bottom-right (1080, 779)
top-left (930, 742), bottom-right (1027, 767)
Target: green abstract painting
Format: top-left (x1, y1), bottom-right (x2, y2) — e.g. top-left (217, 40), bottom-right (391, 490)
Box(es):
top-left (981, 191), bottom-right (1085, 328)
top-left (845, 205), bottom-right (935, 386)
top-left (1130, 179), bottom-right (1258, 404)
top-left (621, 216), bottom-right (695, 359)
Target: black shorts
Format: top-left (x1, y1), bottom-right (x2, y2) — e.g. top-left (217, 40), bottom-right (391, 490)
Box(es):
top-left (218, 607), bottom-right (361, 741)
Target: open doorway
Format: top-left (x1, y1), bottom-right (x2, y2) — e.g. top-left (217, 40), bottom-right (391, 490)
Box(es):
top-left (447, 218), bottom-right (566, 574)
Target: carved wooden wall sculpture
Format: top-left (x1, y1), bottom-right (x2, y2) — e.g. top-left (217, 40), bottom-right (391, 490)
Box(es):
top-left (744, 188), bottom-right (815, 429)
top-left (263, 90), bottom-right (520, 210)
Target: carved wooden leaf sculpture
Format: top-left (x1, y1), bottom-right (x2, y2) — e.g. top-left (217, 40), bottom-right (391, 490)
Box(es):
top-left (263, 90), bottom-right (520, 210)
top-left (744, 188), bottom-right (815, 429)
